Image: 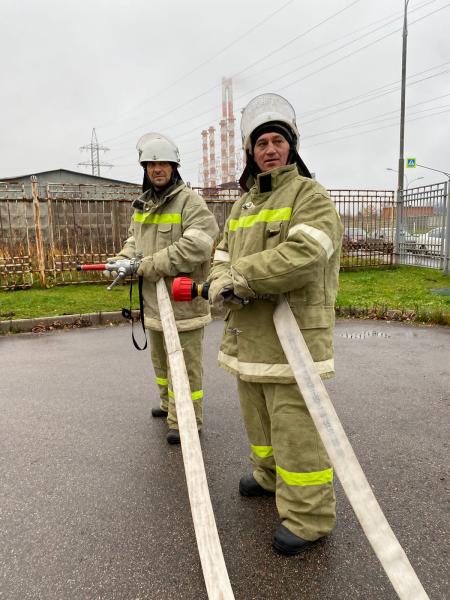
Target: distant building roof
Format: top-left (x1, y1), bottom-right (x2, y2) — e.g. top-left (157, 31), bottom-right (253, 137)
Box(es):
top-left (0, 168), bottom-right (138, 186)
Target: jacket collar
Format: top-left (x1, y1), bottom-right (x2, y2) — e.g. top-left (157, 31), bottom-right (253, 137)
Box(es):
top-left (136, 181), bottom-right (185, 210)
top-left (252, 164), bottom-right (298, 195)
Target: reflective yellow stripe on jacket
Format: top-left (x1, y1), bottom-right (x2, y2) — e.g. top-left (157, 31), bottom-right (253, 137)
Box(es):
top-left (228, 208), bottom-right (292, 231)
top-left (134, 212), bottom-right (182, 225)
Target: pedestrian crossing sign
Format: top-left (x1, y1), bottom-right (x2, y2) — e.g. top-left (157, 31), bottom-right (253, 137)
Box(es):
top-left (406, 158), bottom-right (416, 168)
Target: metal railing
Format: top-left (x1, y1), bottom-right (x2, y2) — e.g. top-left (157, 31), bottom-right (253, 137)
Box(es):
top-left (394, 181), bottom-right (448, 271)
top-left (330, 189), bottom-right (396, 269)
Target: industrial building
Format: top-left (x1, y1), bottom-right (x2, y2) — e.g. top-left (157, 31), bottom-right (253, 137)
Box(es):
top-left (0, 168), bottom-right (137, 188)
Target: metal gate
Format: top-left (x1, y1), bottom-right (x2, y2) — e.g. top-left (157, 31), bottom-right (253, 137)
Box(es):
top-left (395, 181), bottom-right (449, 273)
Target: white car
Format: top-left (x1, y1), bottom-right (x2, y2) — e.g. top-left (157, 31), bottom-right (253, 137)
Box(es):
top-left (373, 228), bottom-right (419, 253)
top-left (416, 227), bottom-right (444, 255)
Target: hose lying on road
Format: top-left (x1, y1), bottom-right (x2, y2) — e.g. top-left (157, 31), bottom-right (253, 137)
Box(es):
top-left (156, 279), bottom-right (235, 600)
top-left (273, 296), bottom-right (429, 600)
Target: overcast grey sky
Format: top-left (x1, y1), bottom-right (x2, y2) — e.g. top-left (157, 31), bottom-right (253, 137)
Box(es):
top-left (1, 0), bottom-right (449, 189)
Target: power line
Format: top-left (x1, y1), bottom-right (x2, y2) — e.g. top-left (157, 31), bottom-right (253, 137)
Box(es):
top-left (98, 0), bottom-right (294, 132)
top-left (300, 63), bottom-right (450, 125)
top-left (232, 0), bottom-right (363, 79)
top-left (102, 83), bottom-right (219, 145)
top-left (109, 1), bottom-right (447, 154)
top-left (242, 0), bottom-right (437, 84)
top-left (155, 0), bottom-right (295, 91)
top-left (107, 62), bottom-right (450, 165)
top-left (106, 5), bottom-right (449, 169)
top-left (112, 105), bottom-right (450, 181)
top-left (302, 107), bottom-right (450, 149)
top-left (302, 99), bottom-right (450, 141)
top-left (100, 0), bottom-right (366, 148)
top-left (239, 0), bottom-right (439, 97)
top-left (168, 61), bottom-right (450, 142)
top-left (298, 57), bottom-right (450, 119)
top-left (242, 2), bottom-right (450, 98)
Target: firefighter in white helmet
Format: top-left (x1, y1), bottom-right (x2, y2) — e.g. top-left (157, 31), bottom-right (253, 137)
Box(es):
top-left (208, 94), bottom-right (343, 554)
top-left (109, 133), bottom-right (219, 444)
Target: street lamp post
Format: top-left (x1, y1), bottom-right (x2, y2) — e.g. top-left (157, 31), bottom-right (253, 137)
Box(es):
top-left (386, 167), bottom-right (409, 189)
top-left (406, 176), bottom-right (424, 189)
top-left (386, 168), bottom-right (424, 189)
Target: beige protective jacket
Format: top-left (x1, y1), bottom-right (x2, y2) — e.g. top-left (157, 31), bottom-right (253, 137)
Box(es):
top-left (210, 164), bottom-right (343, 382)
top-left (117, 182), bottom-right (219, 331)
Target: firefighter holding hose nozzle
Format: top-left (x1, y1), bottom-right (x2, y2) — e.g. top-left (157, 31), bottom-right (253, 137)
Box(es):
top-left (106, 133), bottom-right (218, 445)
top-left (207, 94), bottom-right (343, 555)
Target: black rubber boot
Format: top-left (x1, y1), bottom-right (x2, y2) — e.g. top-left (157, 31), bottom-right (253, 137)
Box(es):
top-left (272, 524), bottom-right (320, 556)
top-left (239, 474), bottom-right (275, 497)
top-left (167, 429), bottom-right (181, 445)
top-left (151, 407), bottom-right (168, 418)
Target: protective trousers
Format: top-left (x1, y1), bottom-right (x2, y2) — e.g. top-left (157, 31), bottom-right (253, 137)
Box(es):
top-left (237, 378), bottom-right (336, 541)
top-left (149, 328), bottom-right (204, 430)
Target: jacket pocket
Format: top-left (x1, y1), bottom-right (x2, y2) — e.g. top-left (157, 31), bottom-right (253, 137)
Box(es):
top-left (289, 304), bottom-right (334, 329)
top-left (265, 221), bottom-right (282, 249)
top-left (157, 222), bottom-right (173, 250)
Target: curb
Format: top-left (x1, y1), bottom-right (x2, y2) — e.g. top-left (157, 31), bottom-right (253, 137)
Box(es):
top-left (1, 308), bottom-right (448, 335)
top-left (0, 311), bottom-right (140, 335)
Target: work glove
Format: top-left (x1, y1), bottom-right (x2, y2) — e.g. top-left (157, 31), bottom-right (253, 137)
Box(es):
top-left (208, 271), bottom-right (248, 311)
top-left (208, 272), bottom-right (234, 310)
top-left (137, 255), bottom-right (159, 282)
top-left (230, 266), bottom-right (255, 300)
top-left (102, 256), bottom-right (128, 279)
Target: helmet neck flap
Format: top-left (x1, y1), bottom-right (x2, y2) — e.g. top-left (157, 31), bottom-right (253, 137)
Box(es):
top-left (239, 94), bottom-right (312, 192)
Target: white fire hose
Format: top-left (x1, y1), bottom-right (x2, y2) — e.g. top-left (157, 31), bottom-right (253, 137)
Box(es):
top-left (156, 279), bottom-right (235, 600)
top-left (159, 274), bottom-right (429, 599)
top-left (273, 296), bottom-right (429, 600)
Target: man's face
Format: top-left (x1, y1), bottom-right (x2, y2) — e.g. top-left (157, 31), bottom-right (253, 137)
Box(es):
top-left (253, 132), bottom-right (291, 173)
top-left (146, 161), bottom-right (173, 189)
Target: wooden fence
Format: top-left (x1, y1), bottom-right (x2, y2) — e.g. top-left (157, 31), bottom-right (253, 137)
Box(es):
top-left (0, 180), bottom-right (397, 290)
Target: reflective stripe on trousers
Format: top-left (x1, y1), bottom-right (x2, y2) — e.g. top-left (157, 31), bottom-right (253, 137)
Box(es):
top-left (149, 328), bottom-right (204, 429)
top-left (238, 378), bottom-right (336, 541)
top-left (168, 388), bottom-right (204, 401)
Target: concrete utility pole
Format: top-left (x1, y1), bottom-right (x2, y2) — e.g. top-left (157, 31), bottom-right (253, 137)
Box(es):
top-left (395, 0), bottom-right (410, 259)
top-left (79, 128), bottom-right (113, 176)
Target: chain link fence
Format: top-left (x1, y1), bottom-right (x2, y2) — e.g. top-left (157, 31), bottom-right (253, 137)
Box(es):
top-left (0, 179), bottom-right (447, 290)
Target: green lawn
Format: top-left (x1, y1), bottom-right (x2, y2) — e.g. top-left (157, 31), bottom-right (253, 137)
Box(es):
top-left (0, 284), bottom-right (130, 320)
top-left (0, 267), bottom-right (449, 324)
top-left (337, 267), bottom-right (450, 313)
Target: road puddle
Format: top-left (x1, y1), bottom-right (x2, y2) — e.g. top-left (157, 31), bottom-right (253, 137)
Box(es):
top-left (339, 330), bottom-right (391, 340)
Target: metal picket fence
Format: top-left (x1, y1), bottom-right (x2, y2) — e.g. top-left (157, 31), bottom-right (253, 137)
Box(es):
top-left (395, 181), bottom-right (449, 272)
top-left (0, 179), bottom-right (448, 290)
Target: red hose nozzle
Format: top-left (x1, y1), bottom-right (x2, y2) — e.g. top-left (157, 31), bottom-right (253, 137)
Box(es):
top-left (172, 277), bottom-right (210, 301)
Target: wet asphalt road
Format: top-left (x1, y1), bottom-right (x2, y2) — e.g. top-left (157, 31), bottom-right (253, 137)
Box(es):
top-left (0, 319), bottom-right (449, 600)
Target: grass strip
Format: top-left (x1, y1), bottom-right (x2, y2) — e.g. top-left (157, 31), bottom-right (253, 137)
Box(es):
top-left (0, 267), bottom-right (449, 325)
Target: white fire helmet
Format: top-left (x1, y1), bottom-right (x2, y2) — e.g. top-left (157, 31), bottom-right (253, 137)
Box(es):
top-left (136, 132), bottom-right (181, 166)
top-left (240, 93), bottom-right (300, 155)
